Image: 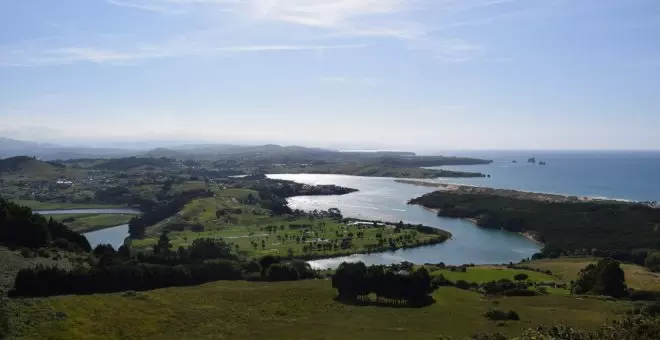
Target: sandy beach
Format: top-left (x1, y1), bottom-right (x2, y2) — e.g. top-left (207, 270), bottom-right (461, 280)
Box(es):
top-left (396, 179), bottom-right (617, 204)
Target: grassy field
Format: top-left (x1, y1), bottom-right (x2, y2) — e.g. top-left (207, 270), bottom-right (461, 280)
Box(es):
top-left (132, 192), bottom-right (445, 258)
top-left (44, 214), bottom-right (135, 232)
top-left (6, 279), bottom-right (632, 340)
top-left (526, 257), bottom-right (660, 291)
top-left (430, 266), bottom-right (556, 283)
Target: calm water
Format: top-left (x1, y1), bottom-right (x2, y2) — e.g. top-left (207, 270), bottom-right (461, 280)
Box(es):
top-left (36, 208), bottom-right (138, 249)
top-left (84, 224), bottom-right (129, 249)
top-left (268, 174), bottom-right (542, 269)
top-left (428, 151), bottom-right (660, 202)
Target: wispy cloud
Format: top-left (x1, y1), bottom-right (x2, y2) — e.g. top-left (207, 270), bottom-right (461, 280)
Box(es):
top-left (0, 39), bottom-right (367, 67)
top-left (10, 0), bottom-right (564, 67)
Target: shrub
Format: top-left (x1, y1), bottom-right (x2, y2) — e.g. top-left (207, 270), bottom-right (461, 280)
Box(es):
top-left (20, 248), bottom-right (33, 258)
top-left (640, 303), bottom-right (660, 316)
top-left (485, 308), bottom-right (520, 321)
top-left (513, 273), bottom-right (529, 281)
top-left (455, 280), bottom-right (471, 290)
top-left (243, 260), bottom-right (262, 274)
top-left (52, 238), bottom-right (80, 252)
top-left (507, 310), bottom-right (520, 321)
top-left (266, 263), bottom-right (300, 282)
top-left (431, 274), bottom-right (452, 289)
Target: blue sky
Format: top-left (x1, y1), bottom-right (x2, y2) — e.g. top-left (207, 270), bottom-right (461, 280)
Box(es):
top-left (1, 0), bottom-right (659, 151)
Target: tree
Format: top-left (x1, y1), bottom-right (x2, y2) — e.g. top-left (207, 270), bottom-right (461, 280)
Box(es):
top-left (266, 263), bottom-right (300, 281)
top-left (154, 232), bottom-right (172, 254)
top-left (572, 258), bottom-right (627, 298)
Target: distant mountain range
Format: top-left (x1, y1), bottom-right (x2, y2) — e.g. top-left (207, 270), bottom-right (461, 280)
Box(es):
top-left (0, 137), bottom-right (415, 161)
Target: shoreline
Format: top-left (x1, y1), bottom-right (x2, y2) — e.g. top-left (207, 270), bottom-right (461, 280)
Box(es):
top-left (396, 179), bottom-right (634, 204)
top-left (418, 202), bottom-right (543, 245)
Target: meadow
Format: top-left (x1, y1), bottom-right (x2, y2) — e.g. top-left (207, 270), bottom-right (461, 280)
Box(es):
top-left (5, 279), bottom-right (632, 340)
top-left (526, 257), bottom-right (660, 291)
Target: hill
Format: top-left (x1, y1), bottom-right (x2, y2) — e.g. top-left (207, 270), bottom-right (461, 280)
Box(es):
top-left (0, 138), bottom-right (137, 161)
top-left (92, 157), bottom-right (179, 171)
top-left (0, 198), bottom-right (91, 251)
top-left (5, 279), bottom-right (631, 340)
top-left (0, 156), bottom-right (65, 175)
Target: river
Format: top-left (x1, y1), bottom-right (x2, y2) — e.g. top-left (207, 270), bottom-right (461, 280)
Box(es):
top-left (36, 208), bottom-right (139, 249)
top-left (267, 174), bottom-right (542, 269)
top-left (40, 176), bottom-right (542, 268)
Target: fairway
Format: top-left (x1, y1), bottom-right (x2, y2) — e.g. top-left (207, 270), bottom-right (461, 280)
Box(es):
top-left (131, 191), bottom-right (447, 258)
top-left (6, 279), bottom-right (631, 340)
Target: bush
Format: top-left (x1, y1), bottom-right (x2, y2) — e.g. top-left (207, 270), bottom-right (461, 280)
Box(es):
top-left (266, 263), bottom-right (300, 282)
top-left (431, 274), bottom-right (452, 289)
top-left (640, 303), bottom-right (660, 316)
top-left (485, 308), bottom-right (520, 321)
top-left (243, 260), bottom-right (262, 274)
top-left (455, 280), bottom-right (471, 290)
top-left (507, 310), bottom-right (520, 321)
top-left (513, 273), bottom-right (529, 281)
top-left (20, 248), bottom-right (33, 258)
top-left (52, 238), bottom-right (81, 252)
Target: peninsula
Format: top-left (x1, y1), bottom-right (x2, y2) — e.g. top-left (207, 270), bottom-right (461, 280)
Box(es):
top-left (403, 180), bottom-right (660, 262)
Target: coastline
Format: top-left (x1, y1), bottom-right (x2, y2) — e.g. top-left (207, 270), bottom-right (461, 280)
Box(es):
top-left (395, 179), bottom-right (629, 204)
top-left (415, 193), bottom-right (544, 246)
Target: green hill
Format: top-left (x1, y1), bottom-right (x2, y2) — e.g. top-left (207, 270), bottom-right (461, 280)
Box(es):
top-left (0, 156), bottom-right (66, 175)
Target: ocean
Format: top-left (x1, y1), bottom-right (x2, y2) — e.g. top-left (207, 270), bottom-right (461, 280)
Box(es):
top-left (429, 151), bottom-right (660, 202)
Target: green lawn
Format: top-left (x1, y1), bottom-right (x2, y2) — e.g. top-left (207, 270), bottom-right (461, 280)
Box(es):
top-left (131, 192), bottom-right (447, 258)
top-left (526, 257), bottom-right (660, 291)
top-left (45, 214), bottom-right (135, 232)
top-left (6, 279), bottom-right (632, 340)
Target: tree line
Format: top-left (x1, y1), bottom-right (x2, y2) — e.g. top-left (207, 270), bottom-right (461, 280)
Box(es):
top-left (409, 191), bottom-right (660, 268)
top-left (331, 262), bottom-right (434, 306)
top-left (11, 235), bottom-right (319, 297)
top-left (0, 198), bottom-right (91, 251)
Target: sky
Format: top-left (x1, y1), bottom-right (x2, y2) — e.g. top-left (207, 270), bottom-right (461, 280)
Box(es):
top-left (1, 0), bottom-right (659, 151)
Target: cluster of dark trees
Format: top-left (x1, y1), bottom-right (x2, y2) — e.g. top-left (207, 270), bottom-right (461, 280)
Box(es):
top-left (11, 260), bottom-right (244, 297)
top-left (0, 198), bottom-right (91, 251)
top-left (332, 262), bottom-right (434, 305)
top-left (128, 189), bottom-right (213, 238)
top-left (572, 258), bottom-right (627, 298)
top-left (11, 234), bottom-right (318, 297)
top-left (409, 192), bottom-right (660, 268)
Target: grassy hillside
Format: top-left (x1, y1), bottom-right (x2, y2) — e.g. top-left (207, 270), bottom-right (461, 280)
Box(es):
top-left (6, 279), bottom-right (631, 340)
top-left (526, 257), bottom-right (660, 291)
top-left (0, 156), bottom-right (72, 179)
top-left (45, 213), bottom-right (135, 232)
top-left (430, 266), bottom-right (555, 284)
